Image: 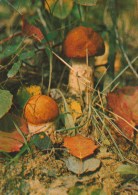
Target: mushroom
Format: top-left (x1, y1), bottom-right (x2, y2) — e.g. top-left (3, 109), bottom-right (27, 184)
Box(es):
top-left (63, 26), bottom-right (105, 96)
top-left (24, 95), bottom-right (59, 141)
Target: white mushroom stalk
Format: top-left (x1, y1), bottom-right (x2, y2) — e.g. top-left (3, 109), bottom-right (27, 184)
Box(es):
top-left (63, 26), bottom-right (105, 97)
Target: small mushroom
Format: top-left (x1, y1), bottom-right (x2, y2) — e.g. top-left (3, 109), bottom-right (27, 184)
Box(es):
top-left (24, 95), bottom-right (59, 141)
top-left (63, 26), bottom-right (105, 96)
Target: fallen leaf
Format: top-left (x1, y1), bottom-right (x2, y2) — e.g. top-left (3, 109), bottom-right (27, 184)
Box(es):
top-left (0, 114), bottom-right (29, 152)
top-left (22, 16), bottom-right (44, 42)
top-left (65, 156), bottom-right (101, 174)
top-left (63, 134), bottom-right (99, 159)
top-left (107, 86), bottom-right (138, 139)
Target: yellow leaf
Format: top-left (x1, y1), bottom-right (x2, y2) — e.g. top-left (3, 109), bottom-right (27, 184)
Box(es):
top-left (26, 85), bottom-right (42, 96)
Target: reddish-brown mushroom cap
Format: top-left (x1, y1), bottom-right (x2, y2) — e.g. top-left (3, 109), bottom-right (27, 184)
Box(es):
top-left (24, 95), bottom-right (59, 125)
top-left (63, 26), bottom-right (105, 58)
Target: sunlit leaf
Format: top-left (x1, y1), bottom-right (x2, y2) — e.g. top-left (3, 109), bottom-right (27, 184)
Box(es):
top-left (7, 61), bottom-right (21, 78)
top-left (45, 0), bottom-right (73, 19)
top-left (26, 85), bottom-right (42, 96)
top-left (64, 134), bottom-right (99, 159)
top-left (69, 99), bottom-right (82, 122)
top-left (107, 86), bottom-right (138, 139)
top-left (0, 90), bottom-right (13, 119)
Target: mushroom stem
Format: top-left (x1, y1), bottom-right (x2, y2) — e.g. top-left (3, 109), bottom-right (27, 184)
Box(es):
top-left (27, 122), bottom-right (56, 142)
top-left (68, 58), bottom-right (94, 96)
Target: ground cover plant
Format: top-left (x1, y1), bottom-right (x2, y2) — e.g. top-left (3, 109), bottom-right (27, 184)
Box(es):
top-left (0, 0), bottom-right (138, 194)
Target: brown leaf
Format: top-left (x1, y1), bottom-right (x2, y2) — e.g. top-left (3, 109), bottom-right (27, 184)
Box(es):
top-left (107, 86), bottom-right (138, 139)
top-left (0, 114), bottom-right (29, 152)
top-left (22, 16), bottom-right (44, 42)
top-left (63, 134), bottom-right (99, 159)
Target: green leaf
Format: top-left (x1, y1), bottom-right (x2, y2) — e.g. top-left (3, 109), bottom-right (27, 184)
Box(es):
top-left (116, 165), bottom-right (138, 175)
top-left (7, 61), bottom-right (21, 78)
top-left (74, 0), bottom-right (97, 6)
top-left (0, 90), bottom-right (13, 119)
top-left (30, 132), bottom-right (53, 150)
top-left (91, 189), bottom-right (106, 195)
top-left (16, 87), bottom-right (31, 109)
top-left (0, 44), bottom-right (20, 59)
top-left (45, 0), bottom-right (73, 19)
top-left (69, 187), bottom-right (84, 195)
top-left (46, 31), bottom-right (58, 42)
top-left (19, 51), bottom-right (35, 60)
top-left (56, 89), bottom-right (75, 133)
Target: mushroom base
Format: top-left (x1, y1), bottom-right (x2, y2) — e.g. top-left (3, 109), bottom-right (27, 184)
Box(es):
top-left (68, 60), bottom-right (94, 95)
top-left (27, 121), bottom-right (56, 142)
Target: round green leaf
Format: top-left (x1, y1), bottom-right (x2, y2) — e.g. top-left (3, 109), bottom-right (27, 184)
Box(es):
top-left (0, 90), bottom-right (13, 119)
top-left (30, 132), bottom-right (53, 150)
top-left (45, 0), bottom-right (73, 19)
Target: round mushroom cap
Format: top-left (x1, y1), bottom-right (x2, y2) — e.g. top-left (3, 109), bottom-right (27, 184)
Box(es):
top-left (24, 95), bottom-right (59, 125)
top-left (63, 26), bottom-right (105, 58)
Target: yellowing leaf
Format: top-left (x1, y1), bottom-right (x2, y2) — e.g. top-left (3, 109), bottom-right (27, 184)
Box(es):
top-left (70, 100), bottom-right (82, 122)
top-left (26, 85), bottom-right (42, 96)
top-left (61, 98), bottom-right (82, 123)
top-left (45, 0), bottom-right (73, 19)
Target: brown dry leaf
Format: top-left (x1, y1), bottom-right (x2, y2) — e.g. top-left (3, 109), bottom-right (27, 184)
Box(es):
top-left (22, 16), bottom-right (44, 42)
top-left (107, 86), bottom-right (138, 139)
top-left (63, 134), bottom-right (99, 159)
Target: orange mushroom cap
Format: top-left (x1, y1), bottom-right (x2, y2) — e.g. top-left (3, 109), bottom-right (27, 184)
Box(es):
top-left (24, 95), bottom-right (59, 125)
top-left (63, 26), bottom-right (105, 58)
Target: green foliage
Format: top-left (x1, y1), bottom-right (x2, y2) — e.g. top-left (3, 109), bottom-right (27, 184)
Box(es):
top-left (19, 51), bottom-right (35, 61)
top-left (0, 90), bottom-right (13, 119)
top-left (116, 164), bottom-right (138, 175)
top-left (7, 61), bottom-right (21, 78)
top-left (45, 0), bottom-right (73, 19)
top-left (30, 132), bottom-right (53, 150)
top-left (91, 189), bottom-right (106, 195)
top-left (0, 44), bottom-right (20, 59)
top-left (74, 0), bottom-right (97, 6)
top-left (68, 187), bottom-right (84, 195)
top-left (16, 87), bottom-right (31, 109)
